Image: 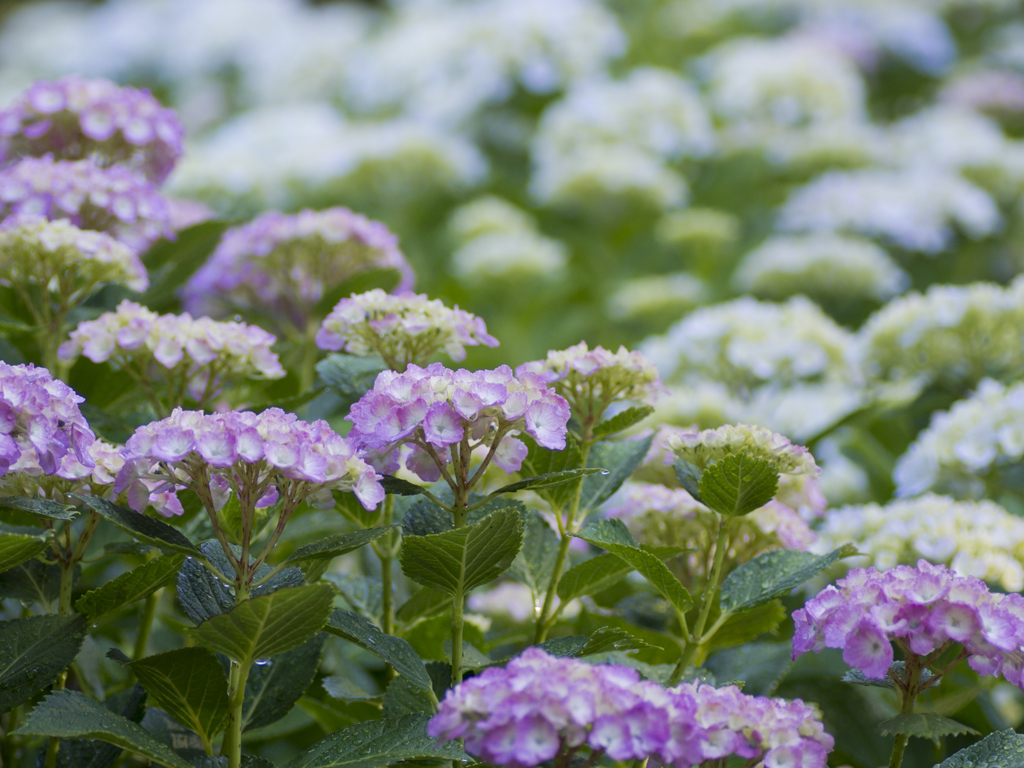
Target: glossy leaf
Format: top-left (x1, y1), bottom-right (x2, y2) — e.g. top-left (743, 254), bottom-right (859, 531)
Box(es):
top-left (0, 526), bottom-right (52, 573)
top-left (395, 587), bottom-right (450, 627)
top-left (556, 546), bottom-right (681, 604)
top-left (379, 475), bottom-right (434, 498)
top-left (285, 527), bottom-right (397, 568)
top-left (877, 713), bottom-right (978, 741)
top-left (316, 354), bottom-right (387, 412)
top-left (0, 613), bottom-right (87, 713)
top-left (243, 633), bottom-right (325, 732)
top-left (938, 729), bottom-right (1024, 767)
top-left (323, 610), bottom-right (432, 694)
top-left (56, 684), bottom-right (147, 768)
top-left (698, 454), bottom-right (779, 518)
top-left (0, 495), bottom-right (76, 520)
top-left (519, 435), bottom-right (583, 510)
top-left (578, 435), bottom-right (653, 514)
top-left (75, 555), bottom-right (185, 622)
top-left (673, 459), bottom-right (704, 502)
top-left (540, 627), bottom-right (657, 658)
top-left (0, 559), bottom-right (64, 606)
top-left (508, 512), bottom-right (559, 596)
top-left (490, 468), bottom-right (606, 496)
top-left (72, 495), bottom-right (199, 556)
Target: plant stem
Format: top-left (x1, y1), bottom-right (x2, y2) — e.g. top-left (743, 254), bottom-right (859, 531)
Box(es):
top-left (44, 531), bottom-right (77, 768)
top-left (299, 319), bottom-right (320, 394)
top-left (223, 576), bottom-right (252, 768)
top-left (379, 495), bottom-right (396, 637)
top-left (132, 590), bottom-right (160, 661)
top-left (451, 501), bottom-right (467, 686)
top-left (889, 655), bottom-right (922, 768)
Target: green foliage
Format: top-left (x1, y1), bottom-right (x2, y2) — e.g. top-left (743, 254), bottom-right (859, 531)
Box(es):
top-left (0, 525), bottom-right (53, 573)
top-left (0, 495), bottom-right (77, 520)
top-left (878, 713), bottom-right (979, 742)
top-left (72, 495), bottom-right (199, 555)
top-left (0, 613), bottom-right (87, 713)
top-left (0, 559), bottom-right (65, 607)
top-left (519, 436), bottom-right (584, 510)
top-left (938, 730), bottom-right (1024, 767)
top-left (400, 507), bottom-right (524, 594)
top-left (578, 435), bottom-right (654, 514)
top-left (139, 222), bottom-right (228, 313)
top-left (243, 634), bottom-right (326, 732)
top-left (539, 626), bottom-right (658, 657)
top-left (491, 468), bottom-right (606, 496)
top-left (593, 406), bottom-right (655, 439)
top-left (699, 454), bottom-right (779, 518)
top-left (707, 600), bottom-right (787, 650)
top-left (323, 610), bottom-right (432, 694)
top-left (316, 354), bottom-right (387, 412)
top-left (56, 684), bottom-right (147, 768)
top-left (75, 554), bottom-right (185, 622)
top-left (507, 511), bottom-right (560, 595)
top-left (284, 527), bottom-right (398, 568)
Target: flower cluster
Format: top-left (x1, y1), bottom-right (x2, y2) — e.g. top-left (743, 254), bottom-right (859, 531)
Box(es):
top-left (316, 289), bottom-right (498, 369)
top-left (894, 379), bottom-right (1024, 498)
top-left (0, 76), bottom-right (185, 183)
top-left (606, 273), bottom-right (706, 321)
top-left (857, 279), bottom-right (1024, 390)
top-left (793, 561), bottom-right (1024, 687)
top-left (58, 300), bottom-right (284, 405)
top-left (347, 363), bottom-right (569, 482)
top-left (0, 362), bottom-right (95, 478)
top-left (116, 407), bottom-right (384, 514)
top-left (516, 342), bottom-right (663, 428)
top-left (665, 424), bottom-right (820, 476)
top-left (816, 494), bottom-right (1024, 592)
top-left (732, 234), bottom-right (908, 303)
top-left (682, 682), bottom-right (834, 767)
top-left (0, 214), bottom-right (148, 296)
top-left (182, 207), bottom-right (414, 329)
top-left (428, 648), bottom-right (705, 767)
top-left (0, 156), bottom-right (173, 250)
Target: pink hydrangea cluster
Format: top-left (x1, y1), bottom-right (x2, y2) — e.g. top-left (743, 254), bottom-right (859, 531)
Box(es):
top-left (59, 300), bottom-right (284, 403)
top-left (0, 362), bottom-right (95, 478)
top-left (316, 289), bottom-right (498, 368)
top-left (183, 208), bottom-right (415, 329)
top-left (682, 683), bottom-right (834, 767)
top-left (347, 363), bottom-right (570, 482)
top-left (115, 407), bottom-right (384, 516)
top-left (428, 648), bottom-right (705, 768)
top-left (0, 76), bottom-right (185, 184)
top-left (517, 342), bottom-right (665, 426)
top-left (793, 561), bottom-right (1024, 687)
top-left (0, 157), bottom-right (173, 251)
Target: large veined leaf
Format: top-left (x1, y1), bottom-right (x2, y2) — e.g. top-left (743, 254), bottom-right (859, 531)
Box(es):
top-left (698, 454), bottom-right (779, 518)
top-left (937, 729), bottom-right (1024, 767)
top-left (400, 507), bottom-right (524, 595)
top-left (16, 690), bottom-right (193, 768)
top-left (324, 610), bottom-right (432, 694)
top-left (395, 587), bottom-right (450, 627)
top-left (284, 527), bottom-right (397, 568)
top-left (189, 584), bottom-right (334, 664)
top-left (0, 613), bottom-right (87, 713)
top-left (577, 435), bottom-right (653, 514)
top-left (243, 633), bottom-right (325, 732)
top-left (508, 512), bottom-right (559, 596)
top-left (539, 627), bottom-right (657, 658)
top-left (56, 684), bottom-right (147, 768)
top-left (0, 559), bottom-right (64, 607)
top-left (0, 495), bottom-right (77, 520)
top-left (556, 546), bottom-right (682, 604)
top-left (878, 713), bottom-right (978, 742)
top-left (75, 555), bottom-right (185, 622)
top-left (519, 436), bottom-right (583, 511)
top-left (719, 544), bottom-right (860, 613)
top-left (316, 354), bottom-right (387, 412)
top-left (593, 406), bottom-right (655, 439)
top-left (128, 647), bottom-right (229, 748)
top-left (72, 495), bottom-right (199, 556)
top-left (0, 525), bottom-right (53, 573)
top-left (285, 714), bottom-right (468, 768)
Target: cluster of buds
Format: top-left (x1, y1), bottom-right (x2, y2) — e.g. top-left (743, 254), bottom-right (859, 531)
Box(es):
top-left (666, 423), bottom-right (821, 476)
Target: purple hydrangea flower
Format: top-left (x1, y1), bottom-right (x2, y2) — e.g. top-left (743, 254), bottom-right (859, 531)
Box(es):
top-left (316, 289), bottom-right (498, 369)
top-left (182, 208), bottom-right (415, 331)
top-left (428, 648), bottom-right (705, 768)
top-left (115, 407), bottom-right (384, 516)
top-left (347, 363), bottom-right (570, 482)
top-left (793, 561), bottom-right (1024, 688)
top-left (0, 76), bottom-right (184, 184)
top-left (682, 682), bottom-right (834, 767)
top-left (0, 157), bottom-right (174, 251)
top-left (0, 362), bottom-right (95, 478)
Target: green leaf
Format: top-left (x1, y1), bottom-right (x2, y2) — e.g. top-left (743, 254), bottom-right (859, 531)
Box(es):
top-left (877, 713), bottom-right (978, 742)
top-left (842, 662), bottom-right (935, 692)
top-left (285, 714), bottom-right (467, 768)
top-left (0, 495), bottom-right (77, 520)
top-left (78, 404), bottom-right (135, 446)
top-left (382, 676), bottom-right (434, 717)
top-left (243, 633), bottom-right (325, 732)
top-left (56, 684), bottom-right (148, 768)
top-left (707, 600), bottom-right (786, 650)
top-left (332, 490), bottom-right (381, 529)
top-left (705, 642), bottom-right (793, 696)
top-left (0, 526), bottom-right (53, 573)
top-left (250, 386), bottom-right (328, 414)
top-left (508, 512), bottom-right (559, 596)
top-left (314, 268), bottom-right (404, 316)
top-left (719, 544), bottom-right (860, 613)
top-left (593, 406), bottom-right (655, 439)
top-left (322, 677), bottom-right (381, 703)
top-left (575, 519), bottom-right (692, 613)
top-left (379, 475), bottom-right (434, 498)
top-left (285, 527), bottom-right (397, 568)
top-left (189, 584), bottom-right (334, 664)
top-left (540, 627), bottom-right (657, 658)
top-left (396, 587), bottom-right (450, 627)
top-left (0, 559), bottom-right (63, 606)
top-left (578, 435), bottom-right (653, 514)
top-left (324, 610), bottom-right (432, 694)
top-left (673, 459), bottom-right (704, 502)
top-left (140, 221), bottom-right (228, 313)
top-left (490, 468), bottom-right (606, 496)
top-left (0, 614), bottom-right (87, 713)
top-left (75, 555), bottom-right (185, 622)
top-left (937, 729), bottom-right (1024, 768)
top-left (325, 573), bottom-right (383, 623)
top-left (402, 493), bottom-right (520, 537)
top-left (557, 553), bottom-right (633, 603)
top-left (316, 354), bottom-right (387, 412)
top-left (519, 435), bottom-right (583, 510)
top-left (128, 647), bottom-right (229, 746)
top-left (400, 507), bottom-right (524, 595)
top-left (191, 757), bottom-right (275, 768)
top-left (698, 454), bottom-right (779, 517)
top-left (16, 690), bottom-right (193, 768)
top-left (72, 495), bottom-right (199, 556)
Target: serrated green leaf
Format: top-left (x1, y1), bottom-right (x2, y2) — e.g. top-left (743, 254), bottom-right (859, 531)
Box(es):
top-left (56, 684), bottom-right (147, 768)
top-left (707, 600), bottom-right (786, 651)
top-left (316, 354), bottom-right (387, 413)
top-left (243, 633), bottom-right (325, 732)
top-left (128, 647), bottom-right (229, 746)
top-left (75, 555), bottom-right (185, 622)
top-left (719, 544), bottom-right (860, 613)
top-left (508, 512), bottom-right (559, 596)
top-left (937, 729), bottom-right (1024, 767)
top-left (16, 690), bottom-right (193, 768)
top-left (519, 436), bottom-right (583, 510)
top-left (575, 519), bottom-right (692, 613)
top-left (0, 614), bottom-right (87, 713)
top-left (72, 495), bottom-right (199, 556)
top-left (578, 435), bottom-right (653, 514)
top-left (0, 495), bottom-right (77, 520)
top-left (593, 406), bottom-right (655, 439)
top-left (0, 559), bottom-right (64, 606)
top-left (324, 610), bottom-right (432, 694)
top-left (673, 459), bottom-right (704, 502)
top-left (189, 584), bottom-right (334, 664)
top-left (557, 553), bottom-right (634, 603)
top-left (491, 468), bottom-right (606, 496)
top-left (540, 627), bottom-right (657, 658)
top-left (324, 573), bottom-right (383, 623)
top-left (379, 475), bottom-right (433, 498)
top-left (878, 713), bottom-right (978, 741)
top-left (698, 454), bottom-right (779, 517)
top-left (401, 507), bottom-right (524, 595)
top-left (0, 526), bottom-right (52, 573)
top-left (395, 587), bottom-right (450, 627)
top-left (332, 490), bottom-right (381, 529)
top-left (285, 526), bottom-right (397, 567)
top-left (284, 714), bottom-right (467, 768)
top-left (382, 675), bottom-right (434, 717)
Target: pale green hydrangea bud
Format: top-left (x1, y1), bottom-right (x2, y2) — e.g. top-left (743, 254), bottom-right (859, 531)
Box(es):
top-left (666, 423), bottom-right (820, 476)
top-left (606, 272), bottom-right (706, 320)
top-left (655, 208), bottom-right (741, 250)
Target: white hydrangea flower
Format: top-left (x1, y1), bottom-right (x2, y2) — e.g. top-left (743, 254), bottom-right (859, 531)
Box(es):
top-left (607, 273), bottom-right (707, 320)
top-left (857, 277), bottom-right (1024, 389)
top-left (815, 494), bottom-right (1024, 591)
top-left (894, 379), bottom-right (1024, 498)
top-left (451, 230), bottom-right (568, 282)
top-left (814, 436), bottom-right (872, 506)
top-left (448, 196), bottom-right (537, 242)
top-left (732, 234), bottom-right (909, 302)
top-left (778, 167), bottom-right (1002, 253)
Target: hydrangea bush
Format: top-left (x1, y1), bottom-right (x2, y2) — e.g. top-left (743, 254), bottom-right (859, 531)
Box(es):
top-left (1, 3), bottom-right (1024, 768)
